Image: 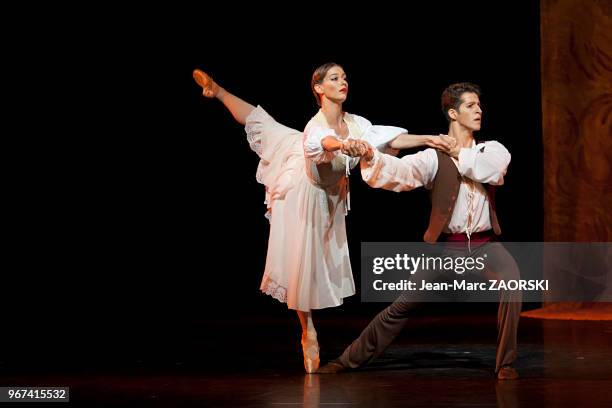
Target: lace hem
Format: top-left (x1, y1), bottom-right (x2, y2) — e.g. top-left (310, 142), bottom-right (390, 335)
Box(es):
top-left (260, 274), bottom-right (287, 303)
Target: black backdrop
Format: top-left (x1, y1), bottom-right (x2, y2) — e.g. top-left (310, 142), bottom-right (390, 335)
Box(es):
top-left (6, 3), bottom-right (542, 368)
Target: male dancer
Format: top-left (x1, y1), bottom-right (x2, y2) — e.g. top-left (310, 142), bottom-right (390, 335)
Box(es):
top-left (318, 83), bottom-right (522, 380)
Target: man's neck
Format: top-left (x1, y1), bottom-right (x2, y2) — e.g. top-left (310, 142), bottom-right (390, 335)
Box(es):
top-left (448, 123), bottom-right (475, 148)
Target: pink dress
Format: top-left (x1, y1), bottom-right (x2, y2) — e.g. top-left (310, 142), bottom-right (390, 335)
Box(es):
top-left (245, 106), bottom-right (406, 311)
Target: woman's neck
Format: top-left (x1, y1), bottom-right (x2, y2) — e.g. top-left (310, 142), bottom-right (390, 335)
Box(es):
top-left (321, 99), bottom-right (344, 128)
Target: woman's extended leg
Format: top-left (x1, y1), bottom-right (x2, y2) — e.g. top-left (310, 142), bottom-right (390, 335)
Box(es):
top-left (193, 69), bottom-right (255, 125)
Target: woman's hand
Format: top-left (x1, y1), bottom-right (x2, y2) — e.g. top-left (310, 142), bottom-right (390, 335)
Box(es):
top-left (424, 134), bottom-right (456, 154)
top-left (341, 140), bottom-right (373, 159)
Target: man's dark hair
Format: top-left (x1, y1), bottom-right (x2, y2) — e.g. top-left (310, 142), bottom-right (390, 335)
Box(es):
top-left (441, 82), bottom-right (481, 122)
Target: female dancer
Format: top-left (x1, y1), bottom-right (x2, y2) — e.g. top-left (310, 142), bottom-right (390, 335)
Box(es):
top-left (193, 63), bottom-right (451, 372)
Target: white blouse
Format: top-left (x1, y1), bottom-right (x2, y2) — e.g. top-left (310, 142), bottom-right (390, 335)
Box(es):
top-left (303, 111), bottom-right (406, 167)
top-left (302, 110), bottom-right (407, 214)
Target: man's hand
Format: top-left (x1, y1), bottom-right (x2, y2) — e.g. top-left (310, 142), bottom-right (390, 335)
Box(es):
top-left (340, 139), bottom-right (359, 156)
top-left (361, 141), bottom-right (375, 161)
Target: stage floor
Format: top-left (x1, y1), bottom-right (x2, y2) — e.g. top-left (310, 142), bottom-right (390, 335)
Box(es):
top-left (1, 312), bottom-right (612, 406)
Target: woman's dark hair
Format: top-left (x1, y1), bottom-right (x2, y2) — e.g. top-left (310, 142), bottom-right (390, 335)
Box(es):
top-left (311, 62), bottom-right (343, 107)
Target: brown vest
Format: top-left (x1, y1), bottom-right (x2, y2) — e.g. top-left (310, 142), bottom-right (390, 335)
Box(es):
top-left (423, 151), bottom-right (501, 243)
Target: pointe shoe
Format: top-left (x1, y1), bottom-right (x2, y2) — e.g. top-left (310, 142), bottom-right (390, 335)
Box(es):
top-left (497, 366), bottom-right (519, 380)
top-left (301, 333), bottom-right (320, 374)
top-left (192, 69), bottom-right (219, 98)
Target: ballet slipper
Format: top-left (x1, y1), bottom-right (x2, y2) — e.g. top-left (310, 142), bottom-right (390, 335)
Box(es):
top-left (193, 69), bottom-right (220, 98)
top-left (301, 332), bottom-right (320, 374)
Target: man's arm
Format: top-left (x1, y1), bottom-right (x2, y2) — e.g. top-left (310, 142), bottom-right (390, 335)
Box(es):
top-left (359, 147), bottom-right (438, 192)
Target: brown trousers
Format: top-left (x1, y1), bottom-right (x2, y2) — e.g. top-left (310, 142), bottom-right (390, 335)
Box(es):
top-left (337, 241), bottom-right (522, 373)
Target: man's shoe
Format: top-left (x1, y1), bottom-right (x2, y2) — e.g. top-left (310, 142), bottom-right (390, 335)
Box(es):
top-left (497, 366), bottom-right (519, 380)
top-left (317, 361), bottom-right (346, 374)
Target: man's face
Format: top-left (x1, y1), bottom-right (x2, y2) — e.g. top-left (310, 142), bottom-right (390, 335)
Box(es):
top-left (453, 92), bottom-right (482, 131)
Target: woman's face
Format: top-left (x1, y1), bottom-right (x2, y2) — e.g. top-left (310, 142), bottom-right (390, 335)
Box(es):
top-left (316, 66), bottom-right (348, 104)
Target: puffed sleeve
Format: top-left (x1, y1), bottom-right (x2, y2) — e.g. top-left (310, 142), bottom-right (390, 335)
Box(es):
top-left (361, 148), bottom-right (438, 192)
top-left (351, 114), bottom-right (406, 156)
top-left (458, 141), bottom-right (511, 185)
top-left (303, 120), bottom-right (338, 164)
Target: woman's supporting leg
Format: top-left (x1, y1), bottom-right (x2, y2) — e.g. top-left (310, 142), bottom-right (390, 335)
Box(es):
top-left (297, 310), bottom-right (316, 335)
top-left (297, 310), bottom-right (319, 373)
